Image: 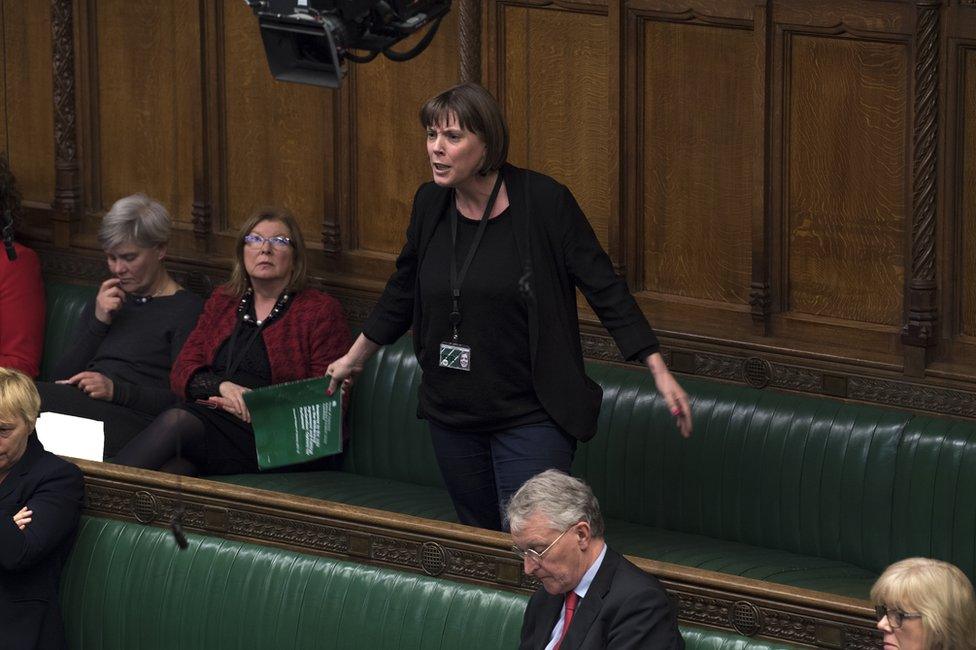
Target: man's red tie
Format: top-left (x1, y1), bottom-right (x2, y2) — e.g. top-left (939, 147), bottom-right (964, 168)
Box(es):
top-left (554, 591), bottom-right (579, 650)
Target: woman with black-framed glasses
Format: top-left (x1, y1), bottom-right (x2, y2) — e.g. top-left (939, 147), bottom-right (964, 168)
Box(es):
top-left (871, 557), bottom-right (976, 649)
top-left (114, 208), bottom-right (351, 476)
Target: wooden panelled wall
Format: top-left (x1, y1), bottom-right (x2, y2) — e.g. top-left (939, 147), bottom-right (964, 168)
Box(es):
top-left (3, 0), bottom-right (976, 416)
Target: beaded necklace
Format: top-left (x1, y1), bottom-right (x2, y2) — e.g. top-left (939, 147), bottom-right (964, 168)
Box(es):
top-left (223, 288), bottom-right (293, 378)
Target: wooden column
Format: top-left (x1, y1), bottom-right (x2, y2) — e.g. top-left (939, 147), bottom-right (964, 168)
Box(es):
top-left (749, 1), bottom-right (772, 333)
top-left (51, 0), bottom-right (81, 246)
top-left (192, 0), bottom-right (216, 249)
top-left (457, 0), bottom-right (481, 83)
top-left (901, 0), bottom-right (941, 376)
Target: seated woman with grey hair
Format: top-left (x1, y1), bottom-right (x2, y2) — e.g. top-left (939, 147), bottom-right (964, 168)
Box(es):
top-left (872, 557), bottom-right (976, 650)
top-left (36, 194), bottom-right (203, 458)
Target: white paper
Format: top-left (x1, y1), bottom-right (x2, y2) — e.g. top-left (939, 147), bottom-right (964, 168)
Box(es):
top-left (35, 412), bottom-right (105, 462)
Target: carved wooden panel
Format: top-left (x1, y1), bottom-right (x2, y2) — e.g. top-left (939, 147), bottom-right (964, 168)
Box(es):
top-left (962, 48), bottom-right (976, 336)
top-left (93, 0), bottom-right (198, 225)
top-left (351, 12), bottom-right (459, 256)
top-left (501, 3), bottom-right (611, 250)
top-left (0, 1), bottom-right (55, 204)
top-left (221, 1), bottom-right (334, 239)
top-left (784, 34), bottom-right (907, 326)
top-left (638, 18), bottom-right (754, 303)
top-left (9, 0), bottom-right (976, 400)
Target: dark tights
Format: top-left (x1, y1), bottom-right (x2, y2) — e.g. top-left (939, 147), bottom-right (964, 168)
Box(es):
top-left (113, 408), bottom-right (208, 476)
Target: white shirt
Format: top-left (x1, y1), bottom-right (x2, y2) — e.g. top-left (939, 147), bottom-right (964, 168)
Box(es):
top-left (544, 543), bottom-right (607, 650)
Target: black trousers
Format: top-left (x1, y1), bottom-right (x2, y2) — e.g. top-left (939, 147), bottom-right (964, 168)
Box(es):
top-left (427, 419), bottom-right (576, 532)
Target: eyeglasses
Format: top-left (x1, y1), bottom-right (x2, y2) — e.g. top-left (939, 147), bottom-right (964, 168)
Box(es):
top-left (875, 604), bottom-right (922, 629)
top-left (512, 524), bottom-right (576, 565)
top-left (243, 234), bottom-right (292, 249)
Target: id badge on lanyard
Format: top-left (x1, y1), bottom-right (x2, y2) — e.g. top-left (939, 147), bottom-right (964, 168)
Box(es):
top-left (438, 340), bottom-right (472, 371)
top-left (438, 173), bottom-right (504, 372)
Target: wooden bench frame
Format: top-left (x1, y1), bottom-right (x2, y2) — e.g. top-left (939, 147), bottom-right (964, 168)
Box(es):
top-left (76, 460), bottom-right (881, 649)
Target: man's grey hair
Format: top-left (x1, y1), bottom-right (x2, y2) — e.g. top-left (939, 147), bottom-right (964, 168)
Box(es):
top-left (97, 193), bottom-right (171, 251)
top-left (505, 470), bottom-right (605, 538)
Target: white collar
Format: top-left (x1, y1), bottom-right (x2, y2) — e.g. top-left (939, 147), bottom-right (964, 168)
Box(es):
top-left (572, 542), bottom-right (607, 599)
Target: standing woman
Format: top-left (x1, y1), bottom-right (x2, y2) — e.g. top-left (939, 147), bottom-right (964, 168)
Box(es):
top-left (114, 208), bottom-right (351, 476)
top-left (37, 194), bottom-right (203, 457)
top-left (327, 82), bottom-right (692, 531)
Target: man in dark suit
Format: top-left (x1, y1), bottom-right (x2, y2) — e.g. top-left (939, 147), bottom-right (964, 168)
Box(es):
top-left (509, 470), bottom-right (683, 649)
top-left (0, 368), bottom-right (85, 650)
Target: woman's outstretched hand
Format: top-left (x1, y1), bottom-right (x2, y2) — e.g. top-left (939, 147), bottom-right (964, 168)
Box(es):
top-left (325, 354), bottom-right (363, 396)
top-left (325, 334), bottom-right (382, 396)
top-left (646, 352), bottom-right (692, 438)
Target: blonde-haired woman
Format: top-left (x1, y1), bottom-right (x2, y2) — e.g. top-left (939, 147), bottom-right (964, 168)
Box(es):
top-left (872, 557), bottom-right (976, 649)
top-left (0, 367), bottom-right (85, 649)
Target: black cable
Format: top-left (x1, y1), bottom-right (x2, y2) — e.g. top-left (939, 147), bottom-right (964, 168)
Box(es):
top-left (344, 48), bottom-right (381, 64)
top-left (381, 15), bottom-right (443, 62)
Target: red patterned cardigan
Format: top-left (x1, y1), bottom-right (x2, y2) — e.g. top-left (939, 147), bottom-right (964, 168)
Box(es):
top-left (170, 287), bottom-right (351, 398)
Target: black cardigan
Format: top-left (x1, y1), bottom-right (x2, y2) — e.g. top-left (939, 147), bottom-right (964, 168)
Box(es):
top-left (362, 163), bottom-right (659, 442)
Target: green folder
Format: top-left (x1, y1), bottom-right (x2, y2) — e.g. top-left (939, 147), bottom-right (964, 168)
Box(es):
top-left (244, 376), bottom-right (343, 470)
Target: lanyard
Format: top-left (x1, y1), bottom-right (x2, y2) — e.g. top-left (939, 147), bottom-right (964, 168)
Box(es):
top-left (449, 172), bottom-right (504, 341)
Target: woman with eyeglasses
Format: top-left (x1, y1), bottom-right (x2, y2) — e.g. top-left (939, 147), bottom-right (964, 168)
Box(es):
top-left (871, 557), bottom-right (976, 649)
top-left (114, 208), bottom-right (351, 476)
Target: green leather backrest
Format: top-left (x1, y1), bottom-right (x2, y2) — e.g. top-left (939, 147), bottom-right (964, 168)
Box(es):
top-left (891, 417), bottom-right (976, 580)
top-left (62, 516), bottom-right (802, 650)
top-left (576, 362), bottom-right (916, 573)
top-left (342, 335), bottom-right (976, 577)
top-left (62, 516), bottom-right (527, 650)
top-left (41, 281), bottom-right (97, 382)
top-left (344, 336), bottom-right (446, 488)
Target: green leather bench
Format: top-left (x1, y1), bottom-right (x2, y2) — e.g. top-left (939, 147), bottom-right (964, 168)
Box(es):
top-left (61, 515), bottom-right (801, 649)
top-left (42, 280), bottom-right (976, 601)
top-left (41, 281), bottom-right (98, 381)
top-left (219, 338), bottom-right (976, 601)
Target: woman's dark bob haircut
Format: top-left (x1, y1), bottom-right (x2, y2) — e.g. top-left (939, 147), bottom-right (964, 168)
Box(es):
top-left (419, 82), bottom-right (509, 175)
top-left (225, 207), bottom-right (308, 297)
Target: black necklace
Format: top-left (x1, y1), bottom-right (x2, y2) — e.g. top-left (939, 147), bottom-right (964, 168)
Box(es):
top-left (235, 287), bottom-right (292, 327)
top-left (130, 282), bottom-right (174, 305)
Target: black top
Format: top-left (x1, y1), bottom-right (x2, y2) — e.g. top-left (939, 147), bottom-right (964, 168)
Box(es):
top-left (182, 298), bottom-right (280, 474)
top-left (362, 164), bottom-right (660, 442)
top-left (186, 298), bottom-right (277, 399)
top-left (418, 206), bottom-right (546, 430)
top-left (55, 290), bottom-right (203, 416)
